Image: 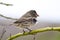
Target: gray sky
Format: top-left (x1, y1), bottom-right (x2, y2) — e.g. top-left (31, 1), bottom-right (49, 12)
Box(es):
top-left (0, 0), bottom-right (60, 23)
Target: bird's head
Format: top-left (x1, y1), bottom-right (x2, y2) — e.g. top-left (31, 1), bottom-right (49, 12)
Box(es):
top-left (28, 10), bottom-right (39, 18)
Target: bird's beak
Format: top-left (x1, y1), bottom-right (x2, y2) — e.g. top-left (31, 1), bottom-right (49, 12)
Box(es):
top-left (36, 14), bottom-right (39, 17)
top-left (37, 14), bottom-right (39, 16)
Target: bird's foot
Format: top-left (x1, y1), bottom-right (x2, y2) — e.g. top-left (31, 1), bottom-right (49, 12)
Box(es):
top-left (28, 29), bottom-right (32, 34)
top-left (23, 29), bottom-right (25, 34)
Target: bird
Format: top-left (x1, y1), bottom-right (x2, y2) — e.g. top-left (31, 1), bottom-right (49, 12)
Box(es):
top-left (13, 10), bottom-right (39, 33)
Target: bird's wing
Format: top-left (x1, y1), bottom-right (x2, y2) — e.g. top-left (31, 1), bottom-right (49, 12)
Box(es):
top-left (15, 12), bottom-right (33, 22)
top-left (14, 10), bottom-right (38, 23)
top-left (14, 18), bottom-right (32, 24)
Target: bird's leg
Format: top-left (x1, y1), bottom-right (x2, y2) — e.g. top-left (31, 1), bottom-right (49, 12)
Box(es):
top-left (25, 27), bottom-right (32, 32)
top-left (23, 29), bottom-right (25, 34)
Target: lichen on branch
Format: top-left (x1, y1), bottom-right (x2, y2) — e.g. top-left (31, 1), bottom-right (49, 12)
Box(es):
top-left (7, 27), bottom-right (60, 40)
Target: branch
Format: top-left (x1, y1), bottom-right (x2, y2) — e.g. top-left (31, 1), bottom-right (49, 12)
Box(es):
top-left (0, 14), bottom-right (17, 20)
top-left (7, 27), bottom-right (60, 40)
top-left (0, 2), bottom-right (13, 6)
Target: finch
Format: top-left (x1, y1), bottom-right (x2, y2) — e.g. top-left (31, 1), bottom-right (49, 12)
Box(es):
top-left (13, 10), bottom-right (39, 33)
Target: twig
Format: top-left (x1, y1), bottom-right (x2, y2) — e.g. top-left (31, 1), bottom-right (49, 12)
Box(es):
top-left (0, 2), bottom-right (13, 6)
top-left (33, 34), bottom-right (36, 40)
top-left (9, 33), bottom-right (12, 40)
top-left (0, 14), bottom-right (17, 20)
top-left (0, 28), bottom-right (6, 40)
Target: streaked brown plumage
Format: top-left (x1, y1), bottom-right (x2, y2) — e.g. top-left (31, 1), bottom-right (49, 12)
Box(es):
top-left (14, 19), bottom-right (37, 28)
top-left (16, 10), bottom-right (39, 21)
top-left (13, 10), bottom-right (39, 32)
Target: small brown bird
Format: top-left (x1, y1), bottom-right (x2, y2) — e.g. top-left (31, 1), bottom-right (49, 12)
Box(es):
top-left (13, 10), bottom-right (39, 33)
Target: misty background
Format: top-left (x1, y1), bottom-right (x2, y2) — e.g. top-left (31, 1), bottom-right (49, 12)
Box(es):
top-left (0, 0), bottom-right (60, 40)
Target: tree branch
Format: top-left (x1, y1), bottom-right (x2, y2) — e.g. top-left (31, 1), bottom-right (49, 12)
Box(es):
top-left (0, 14), bottom-right (17, 20)
top-left (7, 27), bottom-right (60, 40)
